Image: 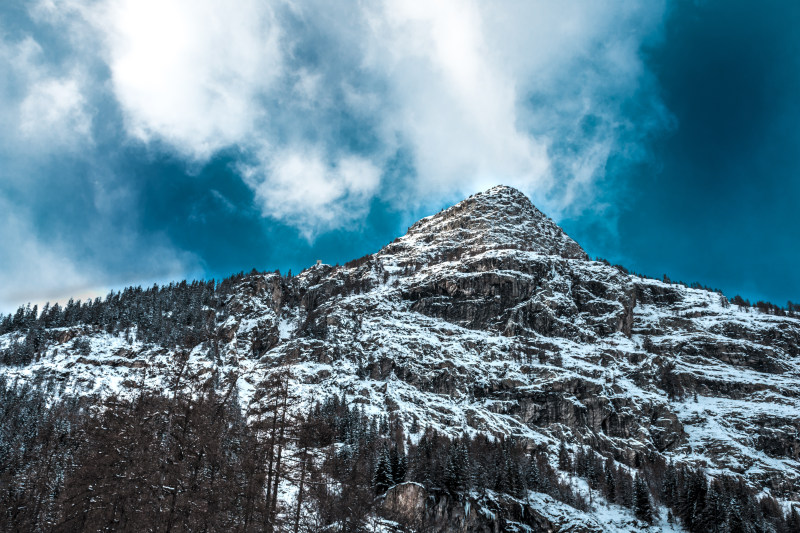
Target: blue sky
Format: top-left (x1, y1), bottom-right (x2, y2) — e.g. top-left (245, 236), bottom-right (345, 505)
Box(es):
top-left (0, 0), bottom-right (798, 312)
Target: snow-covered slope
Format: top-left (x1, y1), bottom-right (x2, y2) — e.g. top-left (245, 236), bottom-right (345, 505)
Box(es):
top-left (2, 185), bottom-right (799, 530)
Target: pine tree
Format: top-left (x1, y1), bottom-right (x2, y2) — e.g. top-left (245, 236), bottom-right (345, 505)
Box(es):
top-left (389, 445), bottom-right (406, 484)
top-left (786, 506), bottom-right (800, 532)
top-left (727, 495), bottom-right (748, 533)
top-left (680, 469), bottom-right (707, 532)
top-left (444, 440), bottom-right (468, 497)
top-left (373, 446), bottom-right (393, 495)
top-left (558, 439), bottom-right (571, 472)
top-left (634, 474), bottom-right (655, 525)
top-left (698, 482), bottom-right (728, 532)
top-left (409, 432), bottom-right (434, 489)
top-left (505, 454), bottom-right (524, 498)
top-left (587, 453), bottom-right (601, 489)
top-left (662, 461), bottom-right (678, 507)
top-left (526, 456), bottom-right (541, 492)
top-left (604, 459), bottom-right (616, 504)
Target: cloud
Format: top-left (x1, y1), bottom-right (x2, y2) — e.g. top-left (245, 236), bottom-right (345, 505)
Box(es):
top-left (0, 7), bottom-right (208, 312)
top-left (62, 0), bottom-right (670, 232)
top-left (0, 189), bottom-right (205, 314)
top-left (354, 0), bottom-right (551, 201)
top-left (359, 0), bottom-right (671, 215)
top-left (242, 148), bottom-right (381, 239)
top-left (0, 197), bottom-right (95, 313)
top-left (19, 76), bottom-right (92, 145)
top-left (96, 0), bottom-right (282, 160)
top-left (3, 0), bottom-right (673, 247)
top-left (0, 32), bottom-right (93, 153)
top-left (255, 0), bottom-right (670, 225)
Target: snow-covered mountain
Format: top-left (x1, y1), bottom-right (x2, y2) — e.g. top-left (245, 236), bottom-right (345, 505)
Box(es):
top-left (2, 185), bottom-right (799, 531)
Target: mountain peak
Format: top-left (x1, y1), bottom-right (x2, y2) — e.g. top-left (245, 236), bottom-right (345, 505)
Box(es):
top-left (381, 185), bottom-right (587, 263)
top-left (473, 184), bottom-right (531, 202)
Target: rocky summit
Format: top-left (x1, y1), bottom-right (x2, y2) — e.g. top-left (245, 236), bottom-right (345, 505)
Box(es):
top-left (2, 185), bottom-right (799, 532)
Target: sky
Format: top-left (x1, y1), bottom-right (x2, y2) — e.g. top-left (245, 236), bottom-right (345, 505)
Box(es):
top-left (0, 0), bottom-right (798, 313)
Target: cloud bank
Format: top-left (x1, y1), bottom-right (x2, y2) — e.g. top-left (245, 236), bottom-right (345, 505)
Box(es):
top-left (82, 0), bottom-right (670, 225)
top-left (0, 0), bottom-right (674, 310)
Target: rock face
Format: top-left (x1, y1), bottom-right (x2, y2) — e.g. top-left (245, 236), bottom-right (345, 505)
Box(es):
top-left (2, 185), bottom-right (800, 530)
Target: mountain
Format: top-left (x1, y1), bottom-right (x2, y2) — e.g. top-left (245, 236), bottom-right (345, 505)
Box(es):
top-left (1, 185), bottom-right (799, 532)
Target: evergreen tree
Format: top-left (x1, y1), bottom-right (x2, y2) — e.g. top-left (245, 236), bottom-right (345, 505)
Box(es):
top-left (389, 445), bottom-right (407, 484)
top-left (634, 474), bottom-right (654, 525)
top-left (680, 469), bottom-right (708, 532)
top-left (786, 506), bottom-right (800, 532)
top-left (373, 446), bottom-right (393, 495)
top-left (727, 496), bottom-right (749, 533)
top-left (558, 439), bottom-right (571, 472)
top-left (604, 459), bottom-right (616, 504)
top-left (506, 454), bottom-right (524, 498)
top-left (444, 440), bottom-right (469, 497)
top-left (662, 461), bottom-right (678, 507)
top-left (526, 456), bottom-right (541, 492)
top-left (698, 482), bottom-right (728, 532)
top-left (587, 452), bottom-right (601, 489)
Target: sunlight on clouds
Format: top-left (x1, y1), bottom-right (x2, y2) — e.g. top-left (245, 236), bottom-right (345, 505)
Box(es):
top-left (0, 192), bottom-right (204, 313)
top-left (85, 0), bottom-right (670, 232)
top-left (0, 197), bottom-right (93, 313)
top-left (362, 0), bottom-right (669, 216)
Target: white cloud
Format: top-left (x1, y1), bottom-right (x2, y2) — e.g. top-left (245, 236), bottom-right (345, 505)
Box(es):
top-left (10, 0), bottom-right (671, 234)
top-left (243, 148), bottom-right (381, 239)
top-left (0, 33), bottom-right (93, 152)
top-left (361, 0), bottom-right (553, 200)
top-left (96, 0), bottom-right (282, 160)
top-left (19, 76), bottom-right (92, 145)
top-left (358, 0), bottom-right (670, 215)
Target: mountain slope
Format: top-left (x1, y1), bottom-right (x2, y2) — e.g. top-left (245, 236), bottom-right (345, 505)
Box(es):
top-left (1, 185), bottom-right (798, 531)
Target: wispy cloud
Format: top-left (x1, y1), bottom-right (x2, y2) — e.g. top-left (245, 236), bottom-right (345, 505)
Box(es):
top-left (0, 32), bottom-right (93, 154)
top-left (0, 197), bottom-right (93, 312)
top-left (19, 76), bottom-right (92, 145)
top-left (241, 148), bottom-right (382, 239)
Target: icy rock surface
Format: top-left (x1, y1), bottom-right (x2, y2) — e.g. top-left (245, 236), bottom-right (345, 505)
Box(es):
top-left (3, 185), bottom-right (799, 530)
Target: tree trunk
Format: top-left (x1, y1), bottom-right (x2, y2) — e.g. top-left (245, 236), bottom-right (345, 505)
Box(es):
top-left (293, 452), bottom-right (307, 533)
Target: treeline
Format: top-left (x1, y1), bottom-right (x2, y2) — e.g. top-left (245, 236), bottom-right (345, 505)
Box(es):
top-left (729, 294), bottom-right (798, 316)
top-left (0, 271), bottom-right (267, 366)
top-left (595, 256), bottom-right (726, 293)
